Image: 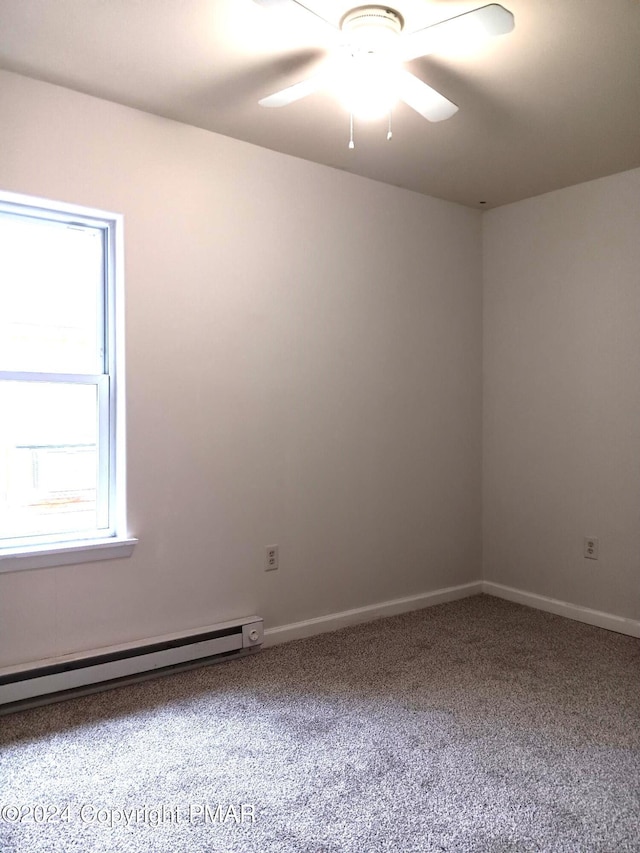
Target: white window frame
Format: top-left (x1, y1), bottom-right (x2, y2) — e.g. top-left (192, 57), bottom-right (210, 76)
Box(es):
top-left (0, 190), bottom-right (137, 572)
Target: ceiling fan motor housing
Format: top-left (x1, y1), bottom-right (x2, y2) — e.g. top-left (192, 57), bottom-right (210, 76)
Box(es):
top-left (340, 6), bottom-right (405, 51)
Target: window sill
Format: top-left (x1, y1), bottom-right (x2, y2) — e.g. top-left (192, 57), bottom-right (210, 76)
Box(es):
top-left (0, 538), bottom-right (138, 573)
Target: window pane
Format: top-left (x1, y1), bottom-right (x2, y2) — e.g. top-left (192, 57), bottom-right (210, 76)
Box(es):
top-left (0, 382), bottom-right (99, 541)
top-left (0, 214), bottom-right (103, 374)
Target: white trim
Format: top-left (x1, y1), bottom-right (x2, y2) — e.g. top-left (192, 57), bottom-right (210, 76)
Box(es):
top-left (0, 371), bottom-right (105, 383)
top-left (0, 189), bottom-right (122, 225)
top-left (482, 581), bottom-right (640, 638)
top-left (263, 581), bottom-right (482, 647)
top-left (262, 579), bottom-right (640, 648)
top-left (106, 210), bottom-right (127, 538)
top-left (0, 537), bottom-right (138, 573)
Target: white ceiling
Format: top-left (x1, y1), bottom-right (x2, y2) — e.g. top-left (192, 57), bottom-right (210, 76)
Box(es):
top-left (0, 0), bottom-right (639, 208)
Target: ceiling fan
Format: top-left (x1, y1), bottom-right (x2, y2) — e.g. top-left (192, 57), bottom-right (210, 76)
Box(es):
top-left (252, 1), bottom-right (514, 143)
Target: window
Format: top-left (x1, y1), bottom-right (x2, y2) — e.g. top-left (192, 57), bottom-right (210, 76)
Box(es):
top-left (0, 191), bottom-right (135, 570)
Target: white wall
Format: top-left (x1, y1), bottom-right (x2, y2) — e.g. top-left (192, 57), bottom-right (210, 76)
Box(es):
top-left (483, 168), bottom-right (640, 620)
top-left (0, 71), bottom-right (482, 668)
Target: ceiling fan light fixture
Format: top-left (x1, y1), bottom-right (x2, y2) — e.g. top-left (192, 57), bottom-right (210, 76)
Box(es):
top-left (329, 8), bottom-right (405, 121)
top-left (333, 52), bottom-right (400, 120)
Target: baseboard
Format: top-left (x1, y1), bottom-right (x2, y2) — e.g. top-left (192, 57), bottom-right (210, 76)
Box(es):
top-left (263, 580), bottom-right (483, 647)
top-left (483, 581), bottom-right (640, 639)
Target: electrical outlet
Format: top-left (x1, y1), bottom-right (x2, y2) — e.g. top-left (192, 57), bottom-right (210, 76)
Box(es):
top-left (584, 537), bottom-right (599, 560)
top-left (265, 545), bottom-right (279, 571)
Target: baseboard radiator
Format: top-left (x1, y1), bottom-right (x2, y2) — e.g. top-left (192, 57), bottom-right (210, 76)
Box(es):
top-left (0, 616), bottom-right (263, 711)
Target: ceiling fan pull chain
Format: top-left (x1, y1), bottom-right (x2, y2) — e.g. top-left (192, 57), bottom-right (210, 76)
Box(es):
top-left (349, 112), bottom-right (355, 149)
top-left (387, 110), bottom-right (393, 141)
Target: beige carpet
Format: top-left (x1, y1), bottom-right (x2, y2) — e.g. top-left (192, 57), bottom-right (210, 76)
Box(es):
top-left (1, 594), bottom-right (639, 852)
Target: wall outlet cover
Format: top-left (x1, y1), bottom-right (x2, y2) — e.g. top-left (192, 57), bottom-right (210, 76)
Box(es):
top-left (265, 545), bottom-right (279, 571)
top-left (584, 537), bottom-right (599, 560)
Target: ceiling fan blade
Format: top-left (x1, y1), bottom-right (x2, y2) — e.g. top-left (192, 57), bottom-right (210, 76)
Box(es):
top-left (397, 70), bottom-right (458, 122)
top-left (259, 75), bottom-right (325, 107)
top-left (400, 4), bottom-right (514, 62)
top-left (251, 0), bottom-right (338, 30)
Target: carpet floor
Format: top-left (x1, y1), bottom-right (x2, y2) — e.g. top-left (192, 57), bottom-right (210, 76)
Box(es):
top-left (1, 594), bottom-right (639, 853)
